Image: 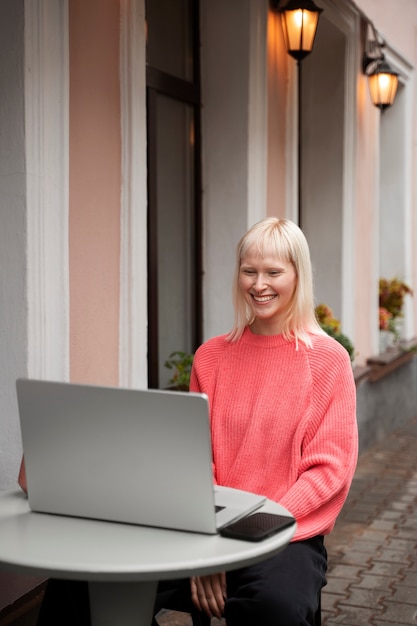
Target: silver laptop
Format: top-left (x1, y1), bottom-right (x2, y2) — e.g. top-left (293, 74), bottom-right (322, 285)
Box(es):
top-left (16, 378), bottom-right (266, 534)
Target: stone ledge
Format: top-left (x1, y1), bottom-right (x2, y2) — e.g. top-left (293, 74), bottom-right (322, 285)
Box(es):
top-left (365, 338), bottom-right (417, 383)
top-left (352, 364), bottom-right (372, 385)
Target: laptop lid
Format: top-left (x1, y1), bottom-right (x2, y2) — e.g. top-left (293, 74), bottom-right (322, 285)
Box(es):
top-left (16, 379), bottom-right (265, 534)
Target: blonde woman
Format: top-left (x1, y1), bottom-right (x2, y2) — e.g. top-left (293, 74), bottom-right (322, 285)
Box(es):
top-left (186, 217), bottom-right (358, 625)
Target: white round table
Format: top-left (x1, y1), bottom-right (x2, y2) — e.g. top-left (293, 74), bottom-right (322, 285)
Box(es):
top-left (0, 490), bottom-right (296, 625)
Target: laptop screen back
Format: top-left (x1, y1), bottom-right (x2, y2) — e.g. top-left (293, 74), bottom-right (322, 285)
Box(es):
top-left (17, 379), bottom-right (219, 533)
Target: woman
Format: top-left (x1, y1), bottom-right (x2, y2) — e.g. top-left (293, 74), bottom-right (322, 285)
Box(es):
top-left (184, 217), bottom-right (358, 625)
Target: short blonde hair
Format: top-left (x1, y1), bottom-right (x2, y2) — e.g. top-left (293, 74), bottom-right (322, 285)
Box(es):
top-left (227, 217), bottom-right (323, 345)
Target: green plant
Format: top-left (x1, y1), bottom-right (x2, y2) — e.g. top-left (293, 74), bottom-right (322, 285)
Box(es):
top-left (315, 304), bottom-right (355, 361)
top-left (164, 351), bottom-right (194, 390)
top-left (315, 303), bottom-right (341, 332)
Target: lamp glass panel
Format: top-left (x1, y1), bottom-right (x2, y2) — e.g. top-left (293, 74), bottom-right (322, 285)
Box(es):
top-left (281, 9), bottom-right (319, 52)
top-left (368, 72), bottom-right (399, 108)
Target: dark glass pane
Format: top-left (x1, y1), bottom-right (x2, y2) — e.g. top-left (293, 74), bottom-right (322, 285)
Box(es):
top-left (155, 94), bottom-right (195, 387)
top-left (147, 0), bottom-right (193, 81)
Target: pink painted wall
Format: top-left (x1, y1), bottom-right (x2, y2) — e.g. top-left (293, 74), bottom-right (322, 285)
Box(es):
top-left (358, 0), bottom-right (417, 62)
top-left (354, 70), bottom-right (379, 364)
top-left (266, 10), bottom-right (289, 219)
top-left (69, 0), bottom-right (121, 385)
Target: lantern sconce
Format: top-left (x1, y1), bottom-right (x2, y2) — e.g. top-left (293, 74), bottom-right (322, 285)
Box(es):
top-left (362, 23), bottom-right (399, 111)
top-left (270, 0), bottom-right (323, 228)
top-left (271, 0), bottom-right (323, 62)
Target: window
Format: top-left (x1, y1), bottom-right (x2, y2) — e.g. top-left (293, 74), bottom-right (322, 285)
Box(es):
top-left (146, 0), bottom-right (202, 388)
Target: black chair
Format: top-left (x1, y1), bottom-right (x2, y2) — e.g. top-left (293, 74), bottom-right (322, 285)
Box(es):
top-left (191, 595), bottom-right (321, 625)
top-left (313, 595), bottom-right (322, 626)
top-left (191, 613), bottom-right (210, 626)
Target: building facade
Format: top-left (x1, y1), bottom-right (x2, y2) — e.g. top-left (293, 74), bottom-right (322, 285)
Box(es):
top-left (1, 0), bottom-right (416, 489)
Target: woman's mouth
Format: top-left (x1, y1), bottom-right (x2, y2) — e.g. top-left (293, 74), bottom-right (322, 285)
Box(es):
top-left (252, 294), bottom-right (277, 303)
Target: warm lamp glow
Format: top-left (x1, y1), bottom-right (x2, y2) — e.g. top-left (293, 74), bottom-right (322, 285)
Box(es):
top-left (362, 22), bottom-right (399, 111)
top-left (367, 61), bottom-right (399, 111)
top-left (279, 0), bottom-right (322, 61)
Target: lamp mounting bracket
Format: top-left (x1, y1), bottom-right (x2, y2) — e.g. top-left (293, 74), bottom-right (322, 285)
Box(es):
top-left (270, 0), bottom-right (322, 10)
top-left (362, 22), bottom-right (386, 75)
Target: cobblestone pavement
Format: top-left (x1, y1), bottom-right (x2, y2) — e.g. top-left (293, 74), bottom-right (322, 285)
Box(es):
top-left (322, 413), bottom-right (417, 625)
top-left (157, 414), bottom-right (417, 626)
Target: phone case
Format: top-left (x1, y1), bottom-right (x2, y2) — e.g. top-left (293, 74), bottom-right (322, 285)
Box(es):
top-left (220, 512), bottom-right (295, 541)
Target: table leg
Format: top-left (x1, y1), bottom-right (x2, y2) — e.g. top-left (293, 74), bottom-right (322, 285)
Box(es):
top-left (89, 580), bottom-right (158, 626)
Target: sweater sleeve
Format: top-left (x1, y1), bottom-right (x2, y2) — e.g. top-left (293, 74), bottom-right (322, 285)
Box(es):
top-left (279, 338), bottom-right (358, 540)
top-left (189, 334), bottom-right (228, 394)
top-left (189, 337), bottom-right (227, 484)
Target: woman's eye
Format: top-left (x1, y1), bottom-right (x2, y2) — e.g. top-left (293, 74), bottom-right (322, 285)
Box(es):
top-left (243, 270), bottom-right (255, 275)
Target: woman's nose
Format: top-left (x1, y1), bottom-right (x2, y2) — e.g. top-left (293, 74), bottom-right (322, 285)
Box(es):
top-left (254, 274), bottom-right (266, 291)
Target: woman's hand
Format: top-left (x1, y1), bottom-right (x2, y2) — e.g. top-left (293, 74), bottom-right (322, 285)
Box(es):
top-left (190, 572), bottom-right (227, 619)
top-left (18, 457), bottom-right (28, 494)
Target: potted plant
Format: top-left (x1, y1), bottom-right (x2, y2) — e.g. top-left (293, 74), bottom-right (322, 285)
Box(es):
top-left (164, 351), bottom-right (194, 391)
top-left (379, 306), bottom-right (394, 352)
top-left (379, 278), bottom-right (413, 348)
top-left (315, 304), bottom-right (355, 361)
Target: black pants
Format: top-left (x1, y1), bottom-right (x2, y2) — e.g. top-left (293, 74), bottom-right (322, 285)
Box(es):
top-left (153, 536), bottom-right (327, 626)
top-left (36, 579), bottom-right (91, 626)
top-left (36, 537), bottom-right (326, 626)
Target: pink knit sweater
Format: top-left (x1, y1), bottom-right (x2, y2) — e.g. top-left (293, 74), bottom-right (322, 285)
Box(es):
top-left (190, 327), bottom-right (358, 541)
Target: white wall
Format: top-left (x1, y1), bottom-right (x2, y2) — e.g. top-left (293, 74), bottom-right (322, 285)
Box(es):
top-left (0, 0), bottom-right (27, 490)
top-left (301, 16), bottom-right (346, 319)
top-left (379, 85), bottom-right (407, 279)
top-left (0, 0), bottom-right (69, 491)
top-left (119, 0), bottom-right (148, 389)
top-left (200, 0), bottom-right (268, 340)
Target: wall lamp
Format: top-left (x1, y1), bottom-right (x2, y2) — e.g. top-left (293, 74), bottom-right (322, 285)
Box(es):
top-left (271, 0), bottom-right (323, 227)
top-left (363, 23), bottom-right (398, 111)
top-left (276, 0), bottom-right (323, 61)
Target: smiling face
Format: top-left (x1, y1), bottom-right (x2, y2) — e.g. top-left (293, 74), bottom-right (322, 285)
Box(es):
top-left (239, 248), bottom-right (297, 335)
